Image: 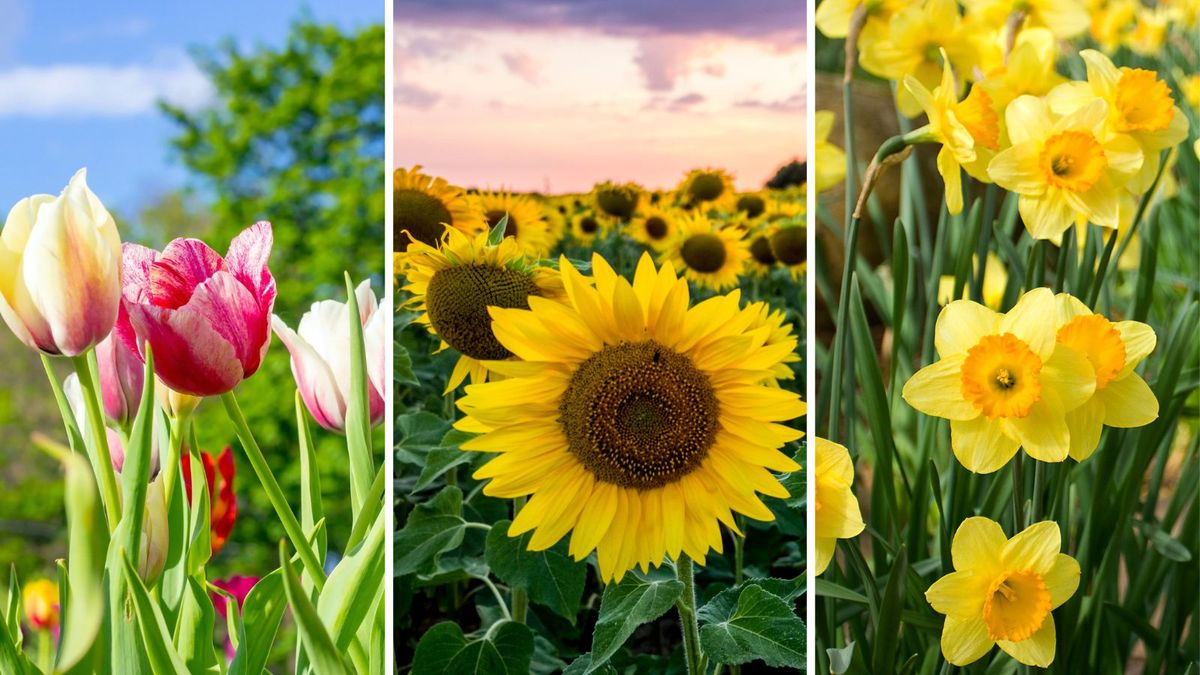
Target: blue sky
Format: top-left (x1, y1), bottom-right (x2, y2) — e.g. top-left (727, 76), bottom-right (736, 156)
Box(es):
top-left (0, 0), bottom-right (382, 217)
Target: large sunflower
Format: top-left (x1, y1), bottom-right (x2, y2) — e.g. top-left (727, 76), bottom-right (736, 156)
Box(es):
top-left (394, 166), bottom-right (486, 252)
top-left (664, 213), bottom-right (749, 291)
top-left (474, 191), bottom-right (554, 258)
top-left (676, 168), bottom-right (737, 211)
top-left (456, 253), bottom-right (805, 582)
top-left (627, 206), bottom-right (680, 251)
top-left (401, 227), bottom-right (564, 392)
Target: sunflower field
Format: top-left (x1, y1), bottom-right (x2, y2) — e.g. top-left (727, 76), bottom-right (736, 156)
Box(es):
top-left (394, 167), bottom-right (809, 673)
top-left (812, 0), bottom-right (1199, 673)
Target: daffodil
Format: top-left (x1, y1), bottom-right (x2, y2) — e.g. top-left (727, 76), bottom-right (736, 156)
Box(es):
top-left (905, 56), bottom-right (1000, 214)
top-left (814, 0), bottom-right (906, 38)
top-left (814, 110), bottom-right (848, 193)
top-left (902, 288), bottom-right (1096, 473)
top-left (814, 438), bottom-right (865, 575)
top-left (987, 96), bottom-right (1142, 241)
top-left (1048, 50), bottom-right (1189, 195)
top-left (975, 28), bottom-right (1066, 121)
top-left (938, 253), bottom-right (1008, 309)
top-left (1054, 293), bottom-right (1158, 461)
top-left (926, 518), bottom-right (1080, 667)
top-left (961, 0), bottom-right (1090, 39)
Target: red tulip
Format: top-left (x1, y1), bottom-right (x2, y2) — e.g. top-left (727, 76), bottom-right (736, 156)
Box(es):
top-left (119, 222), bottom-right (275, 397)
top-left (182, 447), bottom-right (237, 556)
top-left (210, 574), bottom-right (258, 617)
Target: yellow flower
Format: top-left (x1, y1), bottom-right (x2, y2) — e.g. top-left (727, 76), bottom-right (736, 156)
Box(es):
top-left (962, 0), bottom-right (1090, 39)
top-left (975, 28), bottom-right (1066, 130)
top-left (594, 181), bottom-right (642, 220)
top-left (1177, 71), bottom-right (1200, 114)
top-left (742, 300), bottom-right (800, 385)
top-left (676, 167), bottom-right (737, 211)
top-left (663, 213), bottom-right (749, 291)
top-left (456, 253), bottom-right (804, 582)
top-left (1054, 293), bottom-right (1158, 461)
top-left (400, 226), bottom-right (564, 392)
top-left (570, 210), bottom-right (609, 245)
top-left (926, 518), bottom-right (1080, 667)
top-left (1124, 5), bottom-right (1171, 56)
top-left (1088, 0), bottom-right (1138, 52)
top-left (815, 0), bottom-right (906, 38)
top-left (474, 190), bottom-right (554, 258)
top-left (906, 56), bottom-right (1000, 214)
top-left (734, 191), bottom-right (768, 218)
top-left (938, 253), bottom-right (1008, 309)
top-left (627, 205), bottom-right (680, 251)
top-left (394, 166), bottom-right (485, 251)
top-left (744, 224), bottom-right (779, 277)
top-left (858, 0), bottom-right (980, 117)
top-left (902, 288), bottom-right (1096, 473)
top-left (1047, 50), bottom-right (1190, 195)
top-left (768, 224), bottom-right (807, 280)
top-left (814, 110), bottom-right (848, 192)
top-left (22, 579), bottom-right (59, 631)
top-left (987, 96), bottom-right (1143, 241)
top-left (814, 438), bottom-right (865, 576)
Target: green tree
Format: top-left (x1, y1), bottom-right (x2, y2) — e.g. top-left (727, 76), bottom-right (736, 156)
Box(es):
top-left (160, 17), bottom-right (385, 572)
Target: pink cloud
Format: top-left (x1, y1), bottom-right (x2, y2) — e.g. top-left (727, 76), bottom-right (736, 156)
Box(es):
top-left (501, 51), bottom-right (541, 84)
top-left (633, 36), bottom-right (698, 91)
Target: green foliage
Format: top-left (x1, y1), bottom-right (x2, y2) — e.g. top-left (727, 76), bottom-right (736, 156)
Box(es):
top-left (485, 521), bottom-right (587, 621)
top-left (414, 620), bottom-right (535, 675)
top-left (697, 582), bottom-right (807, 668)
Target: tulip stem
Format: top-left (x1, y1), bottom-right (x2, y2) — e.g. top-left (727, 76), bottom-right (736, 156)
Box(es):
top-left (221, 391), bottom-right (326, 592)
top-left (161, 412), bottom-right (191, 510)
top-left (37, 629), bottom-right (51, 672)
top-left (675, 554), bottom-right (704, 675)
top-left (71, 354), bottom-right (121, 532)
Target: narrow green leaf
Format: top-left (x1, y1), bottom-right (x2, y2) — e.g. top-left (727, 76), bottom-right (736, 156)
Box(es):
top-left (588, 568), bottom-right (684, 673)
top-left (279, 541), bottom-right (351, 674)
top-left (317, 513), bottom-right (386, 650)
top-left (413, 620), bottom-right (533, 675)
top-left (697, 583), bottom-right (806, 669)
top-left (0, 608), bottom-right (29, 675)
top-left (814, 579), bottom-right (869, 605)
top-left (394, 486), bottom-right (466, 576)
top-left (228, 571), bottom-right (287, 675)
top-left (172, 576), bottom-right (217, 672)
top-left (120, 553), bottom-right (189, 673)
top-left (344, 273), bottom-right (375, 519)
top-left (872, 545), bottom-right (908, 675)
top-left (485, 519), bottom-right (586, 621)
top-left (5, 567), bottom-right (21, 651)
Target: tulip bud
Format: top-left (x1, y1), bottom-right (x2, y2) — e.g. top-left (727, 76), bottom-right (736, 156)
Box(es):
top-left (22, 579), bottom-right (59, 631)
top-left (156, 377), bottom-right (202, 420)
top-left (0, 169), bottom-right (122, 356)
top-left (95, 314), bottom-right (144, 431)
top-left (64, 373), bottom-right (128, 473)
top-left (271, 280), bottom-right (386, 433)
top-left (138, 476), bottom-right (169, 585)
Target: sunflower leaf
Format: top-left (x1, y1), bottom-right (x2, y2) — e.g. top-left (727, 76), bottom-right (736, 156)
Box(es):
top-left (485, 519), bottom-right (586, 621)
top-left (395, 486), bottom-right (466, 576)
top-left (588, 568), bottom-right (683, 673)
top-left (413, 620), bottom-right (533, 675)
top-left (697, 582), bottom-right (806, 669)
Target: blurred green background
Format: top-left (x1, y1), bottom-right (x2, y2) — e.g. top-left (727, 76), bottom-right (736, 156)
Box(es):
top-left (0, 15), bottom-right (384, 590)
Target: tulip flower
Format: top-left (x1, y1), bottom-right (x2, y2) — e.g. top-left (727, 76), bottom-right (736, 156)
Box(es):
top-left (120, 222), bottom-right (275, 397)
top-left (95, 315), bottom-right (144, 430)
top-left (182, 447), bottom-right (238, 556)
top-left (271, 280), bottom-right (387, 432)
top-left (0, 169), bottom-right (122, 356)
top-left (22, 579), bottom-right (59, 631)
top-left (211, 575), bottom-right (259, 659)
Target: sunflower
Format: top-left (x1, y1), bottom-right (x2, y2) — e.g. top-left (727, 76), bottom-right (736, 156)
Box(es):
top-left (594, 181), bottom-right (642, 220)
top-left (676, 168), bottom-right (737, 211)
top-left (735, 192), bottom-right (768, 218)
top-left (456, 253), bottom-right (805, 582)
top-left (474, 190), bottom-right (554, 258)
top-left (569, 210), bottom-right (609, 246)
top-left (744, 223), bottom-right (779, 276)
top-left (627, 206), bottom-right (680, 251)
top-left (400, 227), bottom-right (564, 392)
top-left (394, 166), bottom-right (486, 252)
top-left (664, 213), bottom-right (749, 291)
top-left (768, 224), bottom-right (807, 280)
top-left (742, 301), bottom-right (800, 385)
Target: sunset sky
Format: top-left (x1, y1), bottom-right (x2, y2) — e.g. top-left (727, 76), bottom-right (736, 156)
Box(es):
top-left (394, 0), bottom-right (807, 193)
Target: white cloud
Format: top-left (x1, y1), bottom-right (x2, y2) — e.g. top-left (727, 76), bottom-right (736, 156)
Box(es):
top-left (0, 54), bottom-right (213, 118)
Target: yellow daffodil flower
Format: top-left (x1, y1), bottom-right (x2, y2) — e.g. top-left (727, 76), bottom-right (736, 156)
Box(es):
top-left (1048, 50), bottom-right (1190, 195)
top-left (1054, 293), bottom-right (1158, 461)
top-left (938, 253), bottom-right (1008, 309)
top-left (902, 288), bottom-right (1096, 473)
top-left (1125, 5), bottom-right (1172, 56)
top-left (814, 438), bottom-right (865, 575)
top-left (905, 56), bottom-right (1000, 214)
top-left (975, 28), bottom-right (1066, 121)
top-left (926, 518), bottom-right (1080, 667)
top-left (961, 0), bottom-right (1090, 39)
top-left (814, 0), bottom-right (906, 38)
top-left (987, 96), bottom-right (1142, 241)
top-left (814, 110), bottom-right (848, 193)
top-left (1088, 0), bottom-right (1138, 52)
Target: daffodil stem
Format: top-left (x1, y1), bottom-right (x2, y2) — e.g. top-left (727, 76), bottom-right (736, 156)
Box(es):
top-left (221, 391), bottom-right (326, 592)
top-left (1087, 229), bottom-right (1119, 309)
top-left (71, 353), bottom-right (121, 532)
top-left (511, 496), bottom-right (528, 624)
top-left (1012, 454), bottom-right (1026, 529)
top-left (675, 554), bottom-right (704, 675)
top-left (1031, 461), bottom-right (1045, 523)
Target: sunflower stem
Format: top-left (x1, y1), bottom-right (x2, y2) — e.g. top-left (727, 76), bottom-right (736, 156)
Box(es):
top-left (511, 496), bottom-right (529, 624)
top-left (675, 554), bottom-right (704, 675)
top-left (221, 391), bottom-right (326, 592)
top-left (70, 353), bottom-right (121, 532)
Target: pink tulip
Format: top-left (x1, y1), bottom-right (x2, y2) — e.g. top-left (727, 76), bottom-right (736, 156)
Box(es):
top-left (271, 280), bottom-right (386, 433)
top-left (211, 574), bottom-right (260, 660)
top-left (119, 223), bottom-right (276, 397)
top-left (96, 311), bottom-right (144, 430)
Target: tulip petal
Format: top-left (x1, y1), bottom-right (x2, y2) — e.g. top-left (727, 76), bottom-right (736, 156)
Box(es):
top-left (128, 303), bottom-right (243, 397)
top-left (272, 315), bottom-right (346, 432)
top-left (997, 616), bottom-right (1055, 668)
top-left (188, 271), bottom-right (270, 378)
top-left (150, 238), bottom-right (225, 309)
top-left (224, 221), bottom-right (275, 300)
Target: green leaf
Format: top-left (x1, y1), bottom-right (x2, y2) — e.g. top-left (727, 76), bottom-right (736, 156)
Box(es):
top-left (414, 430), bottom-right (477, 492)
top-left (0, 611), bottom-right (30, 675)
top-left (344, 273), bottom-right (375, 518)
top-left (298, 391), bottom-right (327, 566)
top-left (485, 519), bottom-right (586, 621)
top-left (814, 578), bottom-right (868, 605)
top-left (487, 214), bottom-right (511, 246)
top-left (413, 620), bottom-right (533, 675)
top-left (5, 567), bottom-right (21, 651)
top-left (120, 553), bottom-right (189, 673)
top-left (697, 583), bottom-right (806, 669)
top-left (173, 576), bottom-right (217, 672)
top-left (872, 545), bottom-right (907, 675)
top-left (279, 541), bottom-right (352, 674)
top-left (827, 641), bottom-right (856, 674)
top-left (395, 486), bottom-right (466, 576)
top-left (562, 655), bottom-right (617, 675)
top-left (395, 342), bottom-right (418, 385)
top-left (588, 568), bottom-right (684, 673)
top-left (318, 512), bottom-right (386, 650)
top-left (229, 571), bottom-right (287, 675)
top-left (1147, 526), bottom-right (1193, 563)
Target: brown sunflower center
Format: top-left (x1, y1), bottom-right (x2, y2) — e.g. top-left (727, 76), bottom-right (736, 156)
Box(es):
top-left (424, 264), bottom-right (540, 360)
top-left (680, 233), bottom-right (727, 273)
top-left (560, 341), bottom-right (718, 489)
top-left (579, 217), bottom-right (599, 234)
top-left (644, 216), bottom-right (669, 240)
top-left (770, 226), bottom-right (806, 266)
top-left (597, 188), bottom-right (638, 219)
top-left (689, 173), bottom-right (726, 202)
top-left (737, 194), bottom-right (766, 218)
top-left (485, 209), bottom-right (518, 238)
top-left (750, 235), bottom-right (777, 265)
top-left (395, 188), bottom-right (453, 251)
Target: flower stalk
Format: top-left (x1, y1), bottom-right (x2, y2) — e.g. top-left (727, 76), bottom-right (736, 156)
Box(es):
top-left (675, 554), bottom-right (704, 675)
top-left (71, 352), bottom-right (121, 531)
